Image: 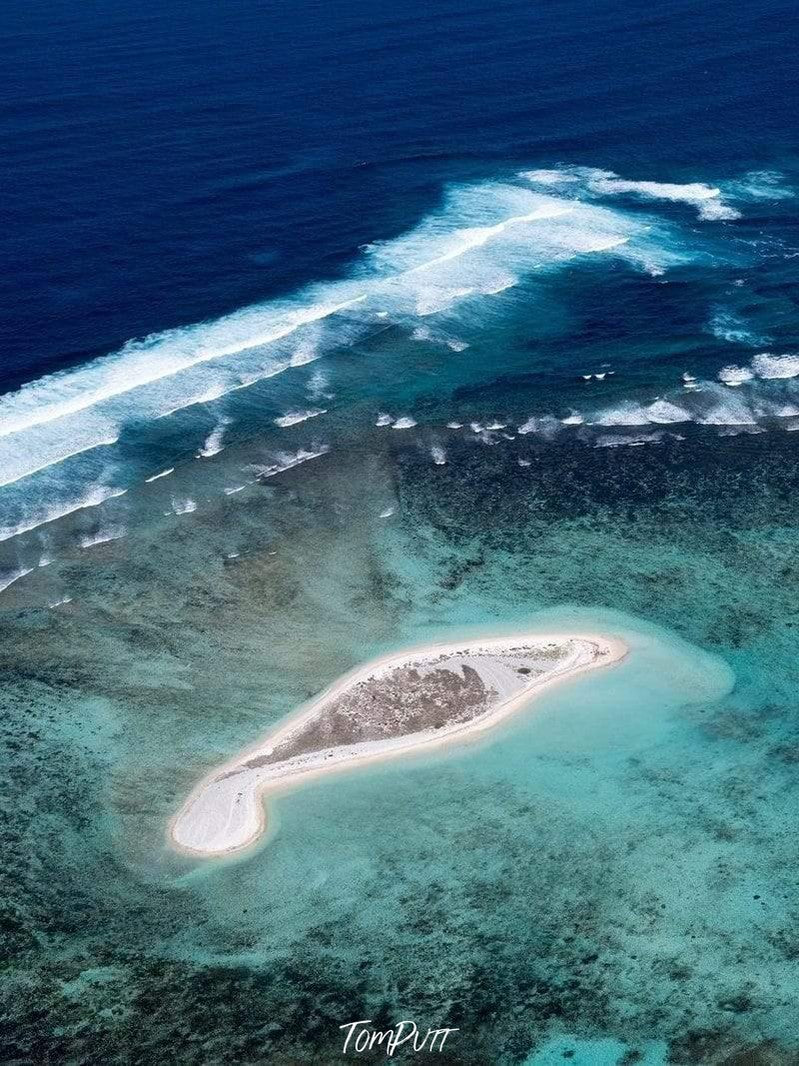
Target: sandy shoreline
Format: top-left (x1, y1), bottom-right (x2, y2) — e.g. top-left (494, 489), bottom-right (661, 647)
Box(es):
top-left (170, 631), bottom-right (628, 858)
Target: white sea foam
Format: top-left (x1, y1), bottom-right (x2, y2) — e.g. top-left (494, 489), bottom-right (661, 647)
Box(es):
top-left (198, 418), bottom-right (231, 457)
top-left (414, 325), bottom-right (471, 352)
top-left (718, 365), bottom-right (755, 386)
top-left (695, 198), bottom-right (741, 221)
top-left (717, 424), bottom-right (764, 437)
top-left (145, 468), bottom-right (175, 482)
top-left (415, 286), bottom-right (475, 316)
top-left (431, 444), bottom-right (447, 465)
top-left (523, 166), bottom-right (741, 220)
top-left (414, 356), bottom-right (799, 449)
top-left (519, 169), bottom-right (582, 186)
top-left (254, 446), bottom-right (330, 479)
top-left (531, 415), bottom-right (561, 439)
top-left (645, 399), bottom-right (691, 423)
top-left (569, 369), bottom-right (799, 436)
top-left (0, 170), bottom-right (702, 516)
top-left (306, 367), bottom-right (330, 401)
top-left (0, 486), bottom-right (127, 543)
top-left (594, 401), bottom-right (650, 427)
top-left (6, 151), bottom-right (787, 563)
top-left (398, 203), bottom-right (575, 276)
top-left (726, 171), bottom-right (794, 202)
top-left (0, 435), bottom-right (119, 490)
top-left (274, 408), bottom-right (326, 428)
top-left (584, 238), bottom-right (630, 255)
top-left (0, 294), bottom-right (364, 442)
top-left (375, 413), bottom-right (394, 427)
top-left (595, 432), bottom-right (663, 448)
top-left (171, 498), bottom-right (197, 515)
top-left (752, 353), bottom-right (799, 379)
top-left (696, 391), bottom-right (756, 425)
top-left (290, 337), bottom-right (322, 367)
top-left (80, 526), bottom-right (126, 549)
top-left (195, 384), bottom-right (227, 405)
top-left (0, 189), bottom-right (664, 476)
top-left (589, 174), bottom-right (737, 219)
top-left (478, 272), bottom-right (517, 295)
top-left (0, 565), bottom-right (34, 594)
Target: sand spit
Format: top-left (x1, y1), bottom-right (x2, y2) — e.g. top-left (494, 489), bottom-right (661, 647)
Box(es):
top-left (170, 632), bottom-right (626, 857)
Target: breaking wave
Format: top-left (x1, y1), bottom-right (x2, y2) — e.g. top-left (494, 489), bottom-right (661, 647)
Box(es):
top-left (513, 351), bottom-right (799, 437)
top-left (274, 408), bottom-right (327, 428)
top-left (253, 446), bottom-right (330, 479)
top-left (523, 166), bottom-right (791, 221)
top-left (0, 171), bottom-right (696, 500)
top-left (198, 418), bottom-right (231, 457)
top-left (0, 164), bottom-right (790, 570)
top-left (0, 485), bottom-right (127, 544)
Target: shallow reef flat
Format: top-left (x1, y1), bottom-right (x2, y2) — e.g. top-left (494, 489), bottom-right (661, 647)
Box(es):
top-left (171, 632), bottom-right (625, 856)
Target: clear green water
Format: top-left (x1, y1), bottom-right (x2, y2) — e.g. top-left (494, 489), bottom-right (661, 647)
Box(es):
top-left (3, 414), bottom-right (798, 1063)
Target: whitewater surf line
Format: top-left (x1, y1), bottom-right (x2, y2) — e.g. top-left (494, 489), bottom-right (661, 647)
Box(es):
top-left (2, 166), bottom-right (780, 512)
top-left (0, 295), bottom-right (368, 441)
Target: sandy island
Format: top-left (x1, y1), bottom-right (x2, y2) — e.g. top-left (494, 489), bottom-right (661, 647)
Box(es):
top-left (170, 632), bottom-right (627, 857)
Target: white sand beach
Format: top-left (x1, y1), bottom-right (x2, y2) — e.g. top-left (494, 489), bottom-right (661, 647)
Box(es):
top-left (170, 631), bottom-right (627, 858)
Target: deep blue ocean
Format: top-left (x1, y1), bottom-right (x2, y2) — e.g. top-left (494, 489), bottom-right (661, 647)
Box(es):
top-left (4, 0), bottom-right (797, 388)
top-left (3, 1), bottom-right (799, 1063)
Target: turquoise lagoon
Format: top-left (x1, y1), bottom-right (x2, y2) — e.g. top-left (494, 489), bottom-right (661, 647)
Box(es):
top-left (4, 415), bottom-right (799, 1063)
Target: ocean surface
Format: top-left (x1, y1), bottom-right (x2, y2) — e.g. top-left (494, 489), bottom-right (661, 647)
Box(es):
top-left (2, 0), bottom-right (799, 1062)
